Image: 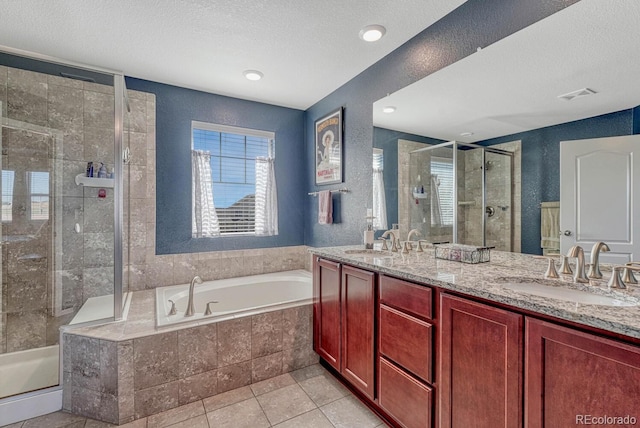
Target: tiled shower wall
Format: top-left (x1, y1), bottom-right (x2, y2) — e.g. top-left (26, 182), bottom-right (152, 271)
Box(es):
top-left (398, 138), bottom-right (521, 251)
top-left (459, 141), bottom-right (521, 252)
top-left (0, 66), bottom-right (118, 354)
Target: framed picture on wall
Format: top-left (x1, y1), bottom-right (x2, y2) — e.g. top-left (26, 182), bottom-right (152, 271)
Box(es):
top-left (315, 107), bottom-right (343, 185)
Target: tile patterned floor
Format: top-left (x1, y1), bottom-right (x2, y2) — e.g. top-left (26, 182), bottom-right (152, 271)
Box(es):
top-left (3, 364), bottom-right (390, 428)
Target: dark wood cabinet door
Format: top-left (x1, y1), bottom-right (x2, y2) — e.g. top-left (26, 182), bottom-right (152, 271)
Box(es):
top-left (379, 357), bottom-right (432, 428)
top-left (341, 264), bottom-right (376, 400)
top-left (313, 257), bottom-right (342, 371)
top-left (439, 294), bottom-right (523, 428)
top-left (525, 318), bottom-right (640, 428)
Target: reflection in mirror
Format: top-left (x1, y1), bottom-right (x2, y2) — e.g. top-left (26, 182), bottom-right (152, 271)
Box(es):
top-left (392, 139), bottom-right (518, 252)
top-left (372, 1), bottom-right (640, 254)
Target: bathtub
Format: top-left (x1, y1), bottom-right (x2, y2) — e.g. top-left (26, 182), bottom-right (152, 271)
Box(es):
top-left (155, 269), bottom-right (313, 327)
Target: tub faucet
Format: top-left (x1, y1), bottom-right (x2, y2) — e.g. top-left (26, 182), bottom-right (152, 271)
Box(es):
top-left (588, 242), bottom-right (610, 279)
top-left (567, 246), bottom-right (589, 283)
top-left (185, 275), bottom-right (203, 317)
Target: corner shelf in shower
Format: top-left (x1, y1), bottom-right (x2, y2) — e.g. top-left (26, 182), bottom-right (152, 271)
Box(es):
top-left (412, 192), bottom-right (428, 199)
top-left (75, 174), bottom-right (114, 188)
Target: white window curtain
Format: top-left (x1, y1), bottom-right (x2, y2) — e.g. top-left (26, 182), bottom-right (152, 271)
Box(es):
top-left (430, 175), bottom-right (443, 227)
top-left (255, 156), bottom-right (278, 236)
top-left (372, 149), bottom-right (387, 230)
top-left (192, 150), bottom-right (220, 237)
top-left (372, 167), bottom-right (387, 230)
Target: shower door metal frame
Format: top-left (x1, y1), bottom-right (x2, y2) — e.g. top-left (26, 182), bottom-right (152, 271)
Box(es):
top-left (410, 141), bottom-right (514, 247)
top-left (0, 44), bottom-right (127, 322)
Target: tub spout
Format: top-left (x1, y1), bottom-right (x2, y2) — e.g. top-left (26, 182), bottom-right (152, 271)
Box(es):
top-left (185, 275), bottom-right (203, 317)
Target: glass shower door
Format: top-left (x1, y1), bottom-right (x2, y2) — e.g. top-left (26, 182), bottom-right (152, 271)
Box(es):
top-left (484, 150), bottom-right (513, 251)
top-left (0, 61), bottom-right (120, 400)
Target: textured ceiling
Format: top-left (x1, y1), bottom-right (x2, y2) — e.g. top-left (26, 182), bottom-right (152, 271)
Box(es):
top-left (373, 0), bottom-right (640, 142)
top-left (0, 0), bottom-right (466, 109)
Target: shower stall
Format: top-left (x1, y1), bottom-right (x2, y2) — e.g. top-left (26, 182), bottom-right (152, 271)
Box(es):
top-left (408, 141), bottom-right (514, 250)
top-left (0, 47), bottom-right (128, 422)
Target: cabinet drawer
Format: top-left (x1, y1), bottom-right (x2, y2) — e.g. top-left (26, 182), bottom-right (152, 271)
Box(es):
top-left (380, 304), bottom-right (433, 383)
top-left (379, 357), bottom-right (432, 428)
top-left (379, 275), bottom-right (432, 320)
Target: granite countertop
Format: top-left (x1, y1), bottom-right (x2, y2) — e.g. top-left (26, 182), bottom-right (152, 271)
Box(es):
top-left (310, 245), bottom-right (640, 340)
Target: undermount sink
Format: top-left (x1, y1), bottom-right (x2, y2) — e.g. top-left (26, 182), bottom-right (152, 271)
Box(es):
top-left (498, 277), bottom-right (639, 307)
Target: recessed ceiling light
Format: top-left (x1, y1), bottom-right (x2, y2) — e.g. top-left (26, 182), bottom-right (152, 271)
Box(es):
top-left (359, 25), bottom-right (386, 42)
top-left (383, 106), bottom-right (396, 113)
top-left (460, 132), bottom-right (474, 137)
top-left (243, 70), bottom-right (263, 81)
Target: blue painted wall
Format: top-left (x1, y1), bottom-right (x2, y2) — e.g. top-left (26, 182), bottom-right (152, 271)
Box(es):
top-left (478, 110), bottom-right (633, 254)
top-left (125, 78), bottom-right (305, 254)
top-left (373, 127), bottom-right (444, 236)
top-left (634, 105), bottom-right (640, 135)
top-left (304, 0), bottom-right (580, 247)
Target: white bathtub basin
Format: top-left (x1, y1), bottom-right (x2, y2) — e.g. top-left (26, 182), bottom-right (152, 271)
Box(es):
top-left (155, 269), bottom-right (312, 327)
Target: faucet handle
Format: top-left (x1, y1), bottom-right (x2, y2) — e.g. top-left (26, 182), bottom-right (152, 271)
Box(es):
top-left (622, 266), bottom-right (638, 284)
top-left (558, 255), bottom-right (573, 275)
top-left (377, 238), bottom-right (389, 251)
top-left (168, 299), bottom-right (177, 316)
top-left (534, 256), bottom-right (560, 279)
top-left (608, 266), bottom-right (627, 289)
top-left (204, 301), bottom-right (219, 316)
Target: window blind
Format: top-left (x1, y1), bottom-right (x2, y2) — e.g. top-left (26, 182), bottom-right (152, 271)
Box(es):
top-left (431, 158), bottom-right (454, 226)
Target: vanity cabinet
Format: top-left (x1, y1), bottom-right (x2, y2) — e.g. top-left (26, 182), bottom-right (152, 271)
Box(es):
top-left (313, 257), bottom-right (341, 371)
top-left (313, 250), bottom-right (640, 428)
top-left (378, 275), bottom-right (434, 428)
top-left (313, 257), bottom-right (376, 400)
top-left (439, 294), bottom-right (523, 428)
top-left (525, 318), bottom-right (640, 428)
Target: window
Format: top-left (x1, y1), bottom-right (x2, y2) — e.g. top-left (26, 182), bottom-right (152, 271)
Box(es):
top-left (431, 157), bottom-right (454, 226)
top-left (192, 122), bottom-right (277, 237)
top-left (29, 171), bottom-right (50, 220)
top-left (2, 170), bottom-right (15, 222)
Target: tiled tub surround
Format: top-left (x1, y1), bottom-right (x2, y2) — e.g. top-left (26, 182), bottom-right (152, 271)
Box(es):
top-left (61, 288), bottom-right (317, 425)
top-left (310, 245), bottom-right (640, 340)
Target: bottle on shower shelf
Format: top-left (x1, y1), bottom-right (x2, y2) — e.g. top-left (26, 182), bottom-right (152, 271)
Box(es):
top-left (97, 162), bottom-right (107, 178)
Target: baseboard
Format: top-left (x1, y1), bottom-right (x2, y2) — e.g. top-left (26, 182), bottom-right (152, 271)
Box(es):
top-left (0, 387), bottom-right (62, 426)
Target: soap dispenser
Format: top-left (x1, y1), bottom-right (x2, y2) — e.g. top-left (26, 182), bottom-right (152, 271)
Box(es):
top-left (364, 224), bottom-right (374, 249)
top-left (364, 208), bottom-right (374, 249)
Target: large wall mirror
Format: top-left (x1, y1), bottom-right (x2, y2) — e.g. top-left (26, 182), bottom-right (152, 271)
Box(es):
top-left (372, 1), bottom-right (640, 254)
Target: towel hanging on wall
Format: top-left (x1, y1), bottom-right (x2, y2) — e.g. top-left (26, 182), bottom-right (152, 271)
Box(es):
top-left (318, 190), bottom-right (333, 224)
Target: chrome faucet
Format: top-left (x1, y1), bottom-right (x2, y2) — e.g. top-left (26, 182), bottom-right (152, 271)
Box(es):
top-left (185, 275), bottom-right (203, 317)
top-left (588, 242), bottom-right (610, 279)
top-left (567, 246), bottom-right (589, 283)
